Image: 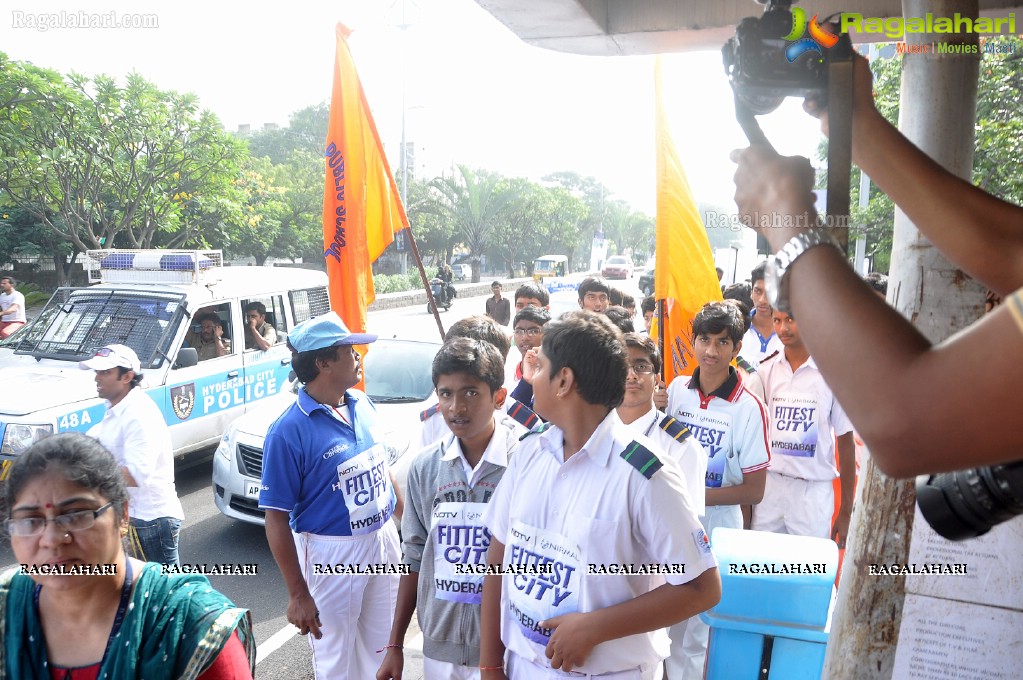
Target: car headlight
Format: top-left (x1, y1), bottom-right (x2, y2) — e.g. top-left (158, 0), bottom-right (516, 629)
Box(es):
top-left (1, 424), bottom-right (55, 456)
top-left (379, 429), bottom-right (411, 466)
top-left (216, 428), bottom-right (236, 460)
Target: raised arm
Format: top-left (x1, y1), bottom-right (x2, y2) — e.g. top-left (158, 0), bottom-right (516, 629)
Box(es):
top-left (732, 147), bottom-right (1023, 477)
top-left (807, 54), bottom-right (1023, 295)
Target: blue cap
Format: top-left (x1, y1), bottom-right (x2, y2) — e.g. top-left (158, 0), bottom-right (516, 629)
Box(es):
top-left (286, 312), bottom-right (377, 352)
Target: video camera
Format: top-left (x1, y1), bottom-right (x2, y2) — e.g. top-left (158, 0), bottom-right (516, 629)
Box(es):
top-left (723, 0), bottom-right (852, 116)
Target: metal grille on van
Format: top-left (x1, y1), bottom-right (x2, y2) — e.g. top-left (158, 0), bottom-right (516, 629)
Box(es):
top-left (236, 443), bottom-right (264, 478)
top-left (5, 288), bottom-right (184, 368)
top-left (290, 287), bottom-right (331, 326)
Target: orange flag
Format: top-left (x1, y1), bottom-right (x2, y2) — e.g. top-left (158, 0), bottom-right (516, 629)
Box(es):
top-left (653, 57), bottom-right (722, 384)
top-left (323, 23), bottom-right (409, 347)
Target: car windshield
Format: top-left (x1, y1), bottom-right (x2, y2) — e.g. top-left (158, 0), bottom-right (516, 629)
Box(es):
top-left (608, 257), bottom-right (628, 265)
top-left (364, 340), bottom-right (438, 403)
top-left (1, 288), bottom-right (185, 368)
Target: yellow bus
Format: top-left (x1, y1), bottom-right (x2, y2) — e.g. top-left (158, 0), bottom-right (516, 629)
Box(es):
top-left (532, 254), bottom-right (568, 282)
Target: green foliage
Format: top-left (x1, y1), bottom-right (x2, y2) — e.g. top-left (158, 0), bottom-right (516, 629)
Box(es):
top-left (0, 53), bottom-right (244, 257)
top-left (372, 272), bottom-right (423, 294)
top-left (1, 52), bottom-right (661, 278)
top-left (832, 37), bottom-right (1023, 274)
top-left (14, 281), bottom-right (51, 306)
top-left (246, 102), bottom-right (329, 165)
top-left (429, 166), bottom-right (515, 282)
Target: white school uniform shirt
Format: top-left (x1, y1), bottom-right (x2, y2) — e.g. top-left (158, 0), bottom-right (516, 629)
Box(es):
top-left (758, 352), bottom-right (853, 481)
top-left (483, 410), bottom-right (717, 676)
top-left (418, 398), bottom-right (534, 452)
top-left (621, 407), bottom-right (708, 517)
top-left (738, 318), bottom-right (783, 370)
top-left (666, 368), bottom-right (770, 534)
top-left (87, 386), bottom-right (184, 521)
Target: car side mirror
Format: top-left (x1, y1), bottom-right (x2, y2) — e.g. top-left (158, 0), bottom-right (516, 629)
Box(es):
top-left (174, 347), bottom-right (198, 368)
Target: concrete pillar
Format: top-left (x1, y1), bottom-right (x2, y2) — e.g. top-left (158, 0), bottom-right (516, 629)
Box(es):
top-left (822, 2), bottom-right (982, 678)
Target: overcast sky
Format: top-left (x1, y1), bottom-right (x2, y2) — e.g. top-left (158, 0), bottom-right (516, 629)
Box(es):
top-left (2, 0), bottom-right (822, 214)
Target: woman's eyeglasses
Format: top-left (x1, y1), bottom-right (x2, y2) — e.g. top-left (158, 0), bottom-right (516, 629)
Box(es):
top-left (5, 502), bottom-right (114, 537)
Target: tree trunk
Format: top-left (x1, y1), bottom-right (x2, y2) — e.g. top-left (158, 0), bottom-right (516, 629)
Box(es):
top-left (52, 252), bottom-right (69, 287)
top-left (821, 2), bottom-right (982, 677)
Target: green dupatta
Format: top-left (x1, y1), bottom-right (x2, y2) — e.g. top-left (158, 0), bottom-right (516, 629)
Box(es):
top-left (0, 563), bottom-right (255, 680)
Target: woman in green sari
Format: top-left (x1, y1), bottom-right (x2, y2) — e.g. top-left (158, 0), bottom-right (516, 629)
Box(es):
top-left (1, 433), bottom-right (255, 680)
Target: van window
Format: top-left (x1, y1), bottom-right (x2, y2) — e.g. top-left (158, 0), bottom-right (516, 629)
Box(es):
top-left (241, 295), bottom-right (287, 350)
top-left (185, 304), bottom-right (235, 361)
top-left (290, 287), bottom-right (330, 325)
top-left (4, 288), bottom-right (183, 368)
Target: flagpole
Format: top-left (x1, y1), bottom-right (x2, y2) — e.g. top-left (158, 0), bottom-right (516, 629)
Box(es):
top-left (657, 298), bottom-right (666, 384)
top-left (403, 224), bottom-right (446, 340)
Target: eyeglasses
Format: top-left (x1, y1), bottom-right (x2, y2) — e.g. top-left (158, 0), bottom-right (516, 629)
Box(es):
top-left (5, 502), bottom-right (114, 537)
top-left (627, 361), bottom-right (656, 375)
top-left (513, 328), bottom-right (543, 337)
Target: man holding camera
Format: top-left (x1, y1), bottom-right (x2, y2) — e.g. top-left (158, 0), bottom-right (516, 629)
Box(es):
top-left (732, 53), bottom-right (1023, 486)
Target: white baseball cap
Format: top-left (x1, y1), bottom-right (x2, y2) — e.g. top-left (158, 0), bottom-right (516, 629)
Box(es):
top-left (79, 344), bottom-right (142, 373)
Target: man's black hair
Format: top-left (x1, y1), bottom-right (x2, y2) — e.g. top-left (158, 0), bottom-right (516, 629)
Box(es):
top-left (541, 311), bottom-right (626, 410)
top-left (608, 287), bottom-right (624, 306)
top-left (291, 345), bottom-right (341, 384)
top-left (576, 276), bottom-right (611, 301)
top-left (692, 300), bottom-right (746, 346)
top-left (244, 301), bottom-right (267, 316)
top-left (624, 332), bottom-right (662, 375)
top-left (603, 306), bottom-right (635, 334)
top-left (196, 312), bottom-right (223, 328)
top-left (432, 337), bottom-right (504, 393)
top-left (116, 366), bottom-right (144, 388)
top-left (513, 305), bottom-right (551, 328)
top-left (621, 293), bottom-right (636, 311)
top-left (0, 274), bottom-right (14, 286)
top-left (864, 272), bottom-right (888, 296)
top-left (491, 281), bottom-right (502, 289)
top-left (751, 260), bottom-right (768, 285)
top-left (640, 295), bottom-right (656, 315)
top-left (722, 282), bottom-right (754, 334)
top-left (514, 283), bottom-right (549, 307)
top-left (444, 315), bottom-right (511, 361)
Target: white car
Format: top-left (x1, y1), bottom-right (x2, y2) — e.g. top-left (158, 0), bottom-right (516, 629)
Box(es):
top-left (212, 337), bottom-right (441, 525)
top-left (452, 263), bottom-right (472, 280)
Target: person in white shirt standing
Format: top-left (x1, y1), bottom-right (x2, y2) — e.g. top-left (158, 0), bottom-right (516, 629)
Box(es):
top-left (81, 344), bottom-right (184, 565)
top-left (0, 274), bottom-right (27, 338)
top-left (752, 308), bottom-right (855, 545)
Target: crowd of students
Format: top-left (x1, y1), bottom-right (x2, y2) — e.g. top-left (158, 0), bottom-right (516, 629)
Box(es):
top-left (248, 263), bottom-right (870, 679)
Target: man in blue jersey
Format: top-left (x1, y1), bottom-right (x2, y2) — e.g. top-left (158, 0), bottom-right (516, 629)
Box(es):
top-left (260, 312), bottom-right (401, 680)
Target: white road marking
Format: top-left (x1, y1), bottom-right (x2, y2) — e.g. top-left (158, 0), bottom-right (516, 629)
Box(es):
top-left (256, 623), bottom-right (299, 664)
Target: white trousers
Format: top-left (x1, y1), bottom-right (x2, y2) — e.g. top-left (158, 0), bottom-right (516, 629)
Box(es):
top-left (751, 472), bottom-right (834, 539)
top-left (507, 652), bottom-right (658, 679)
top-left (664, 614), bottom-right (709, 680)
top-left (295, 524), bottom-right (400, 680)
top-left (424, 656), bottom-right (482, 680)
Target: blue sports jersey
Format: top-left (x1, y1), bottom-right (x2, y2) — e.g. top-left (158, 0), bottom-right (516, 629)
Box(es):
top-left (259, 388), bottom-right (396, 536)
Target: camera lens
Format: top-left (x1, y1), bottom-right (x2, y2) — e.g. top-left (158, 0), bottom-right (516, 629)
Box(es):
top-left (916, 460), bottom-right (1023, 541)
top-left (736, 91), bottom-right (785, 115)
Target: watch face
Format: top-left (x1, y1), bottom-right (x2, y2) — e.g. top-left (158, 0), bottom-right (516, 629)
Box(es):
top-left (765, 258), bottom-right (782, 307)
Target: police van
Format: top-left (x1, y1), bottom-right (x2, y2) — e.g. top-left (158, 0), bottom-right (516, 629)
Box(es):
top-left (0, 249), bottom-right (330, 477)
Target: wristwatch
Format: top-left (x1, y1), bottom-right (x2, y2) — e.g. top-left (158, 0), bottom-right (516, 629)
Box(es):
top-left (764, 228), bottom-right (841, 310)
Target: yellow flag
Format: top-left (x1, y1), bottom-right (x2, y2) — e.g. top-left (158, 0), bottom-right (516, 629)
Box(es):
top-left (653, 57), bottom-right (723, 384)
top-left (323, 23), bottom-right (409, 339)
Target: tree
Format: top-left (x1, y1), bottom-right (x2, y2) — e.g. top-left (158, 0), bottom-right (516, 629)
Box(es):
top-left (0, 204), bottom-right (77, 280)
top-left (0, 54), bottom-right (243, 276)
top-left (834, 36), bottom-right (1022, 274)
top-left (246, 102), bottom-right (330, 164)
top-left (430, 165), bottom-right (514, 282)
